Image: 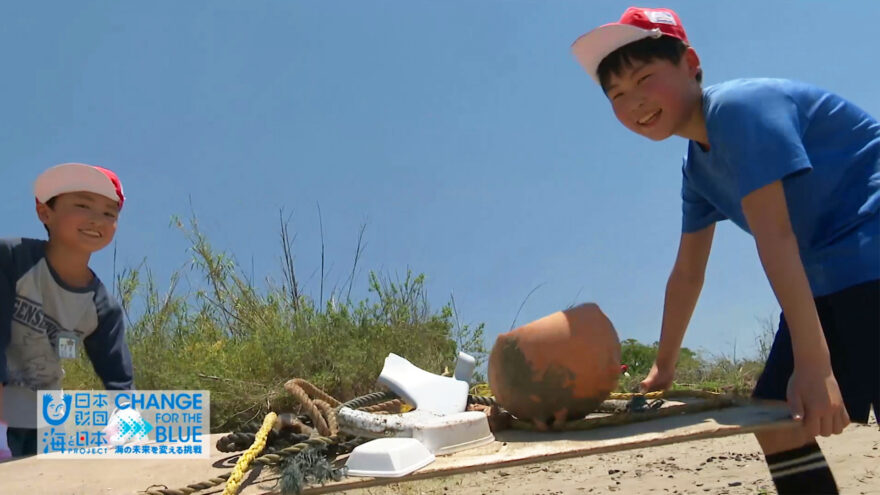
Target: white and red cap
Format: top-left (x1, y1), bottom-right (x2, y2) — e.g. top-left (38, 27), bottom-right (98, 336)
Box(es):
top-left (571, 7), bottom-right (689, 84)
top-left (34, 163), bottom-right (125, 209)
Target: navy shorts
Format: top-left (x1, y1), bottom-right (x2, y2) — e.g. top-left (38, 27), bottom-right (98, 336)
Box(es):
top-left (753, 279), bottom-right (879, 423)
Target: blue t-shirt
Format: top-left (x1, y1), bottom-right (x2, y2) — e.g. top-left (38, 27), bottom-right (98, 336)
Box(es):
top-left (682, 78), bottom-right (880, 297)
top-left (0, 237), bottom-right (134, 428)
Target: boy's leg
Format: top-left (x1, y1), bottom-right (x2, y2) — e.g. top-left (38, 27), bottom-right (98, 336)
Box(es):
top-left (754, 427), bottom-right (837, 494)
top-left (751, 279), bottom-right (879, 494)
top-left (752, 314), bottom-right (837, 494)
top-left (822, 279), bottom-right (880, 424)
top-left (6, 427), bottom-right (38, 458)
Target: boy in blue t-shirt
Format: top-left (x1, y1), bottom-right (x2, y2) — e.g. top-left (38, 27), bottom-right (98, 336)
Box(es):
top-left (0, 163), bottom-right (134, 460)
top-left (572, 7), bottom-right (878, 494)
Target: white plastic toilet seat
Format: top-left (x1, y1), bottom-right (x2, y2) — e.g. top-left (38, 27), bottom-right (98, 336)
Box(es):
top-left (377, 353), bottom-right (469, 415)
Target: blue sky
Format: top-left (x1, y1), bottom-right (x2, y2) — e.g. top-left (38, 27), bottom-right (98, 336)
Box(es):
top-left (2, 1), bottom-right (878, 361)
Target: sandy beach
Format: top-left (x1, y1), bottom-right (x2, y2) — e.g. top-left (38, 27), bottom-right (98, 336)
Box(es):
top-left (348, 415), bottom-right (878, 495)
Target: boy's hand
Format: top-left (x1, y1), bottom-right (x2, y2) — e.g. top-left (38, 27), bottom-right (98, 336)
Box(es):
top-left (0, 420), bottom-right (11, 461)
top-left (787, 366), bottom-right (849, 437)
top-left (639, 362), bottom-right (676, 393)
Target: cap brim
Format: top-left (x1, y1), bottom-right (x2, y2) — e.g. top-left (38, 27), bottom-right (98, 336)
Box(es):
top-left (34, 163), bottom-right (120, 204)
top-left (571, 23), bottom-right (660, 84)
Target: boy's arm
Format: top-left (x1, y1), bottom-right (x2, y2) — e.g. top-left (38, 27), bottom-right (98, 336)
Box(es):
top-left (0, 247), bottom-right (15, 423)
top-left (0, 244), bottom-right (14, 457)
top-left (741, 180), bottom-right (848, 437)
top-left (641, 224), bottom-right (715, 392)
top-left (84, 302), bottom-right (133, 391)
top-left (1, 289), bottom-right (9, 420)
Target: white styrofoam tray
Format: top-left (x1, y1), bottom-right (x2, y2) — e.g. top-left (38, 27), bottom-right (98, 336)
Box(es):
top-left (345, 437), bottom-right (435, 478)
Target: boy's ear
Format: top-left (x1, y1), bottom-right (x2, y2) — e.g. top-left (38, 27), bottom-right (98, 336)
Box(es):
top-left (35, 200), bottom-right (52, 224)
top-left (684, 47), bottom-right (701, 79)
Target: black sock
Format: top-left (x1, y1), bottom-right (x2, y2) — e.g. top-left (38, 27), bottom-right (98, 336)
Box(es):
top-left (765, 442), bottom-right (838, 494)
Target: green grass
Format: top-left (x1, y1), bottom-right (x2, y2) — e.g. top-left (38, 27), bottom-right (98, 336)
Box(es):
top-left (63, 213), bottom-right (486, 432)
top-left (617, 337), bottom-right (770, 395)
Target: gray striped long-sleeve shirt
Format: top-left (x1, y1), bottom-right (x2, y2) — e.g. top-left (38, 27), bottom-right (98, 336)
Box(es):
top-left (1, 237), bottom-right (133, 428)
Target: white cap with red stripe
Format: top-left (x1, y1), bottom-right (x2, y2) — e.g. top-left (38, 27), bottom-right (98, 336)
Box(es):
top-left (34, 163), bottom-right (125, 209)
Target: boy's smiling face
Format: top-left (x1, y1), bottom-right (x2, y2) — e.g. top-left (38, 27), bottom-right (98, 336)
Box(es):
top-left (604, 48), bottom-right (702, 141)
top-left (38, 191), bottom-right (119, 254)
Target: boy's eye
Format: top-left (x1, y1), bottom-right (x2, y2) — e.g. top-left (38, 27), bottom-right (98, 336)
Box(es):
top-left (637, 74), bottom-right (651, 84)
top-left (104, 212), bottom-right (117, 219)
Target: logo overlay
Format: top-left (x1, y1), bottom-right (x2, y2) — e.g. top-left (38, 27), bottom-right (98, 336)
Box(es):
top-left (645, 10), bottom-right (677, 25)
top-left (37, 390), bottom-right (210, 459)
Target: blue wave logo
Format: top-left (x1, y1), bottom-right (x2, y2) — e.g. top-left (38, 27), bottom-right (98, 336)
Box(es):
top-left (42, 393), bottom-right (72, 426)
top-left (118, 415), bottom-right (153, 438)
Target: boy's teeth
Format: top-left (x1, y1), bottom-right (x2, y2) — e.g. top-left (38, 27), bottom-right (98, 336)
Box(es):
top-left (81, 230), bottom-right (100, 237)
top-left (638, 110), bottom-right (660, 124)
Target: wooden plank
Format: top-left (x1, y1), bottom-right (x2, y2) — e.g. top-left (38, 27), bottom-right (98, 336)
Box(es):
top-left (299, 400), bottom-right (794, 494)
top-left (0, 400), bottom-right (795, 495)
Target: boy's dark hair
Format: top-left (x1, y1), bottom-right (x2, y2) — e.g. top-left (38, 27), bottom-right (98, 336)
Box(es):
top-left (597, 35), bottom-right (702, 92)
top-left (42, 197), bottom-right (57, 236)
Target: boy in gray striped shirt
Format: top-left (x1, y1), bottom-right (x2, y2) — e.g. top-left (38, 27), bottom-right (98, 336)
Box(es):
top-left (0, 163), bottom-right (134, 459)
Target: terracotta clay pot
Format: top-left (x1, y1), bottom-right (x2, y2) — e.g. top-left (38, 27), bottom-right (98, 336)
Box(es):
top-left (488, 303), bottom-right (621, 429)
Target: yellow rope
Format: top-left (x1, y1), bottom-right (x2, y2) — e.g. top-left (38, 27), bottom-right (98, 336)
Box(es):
top-left (222, 411), bottom-right (277, 495)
